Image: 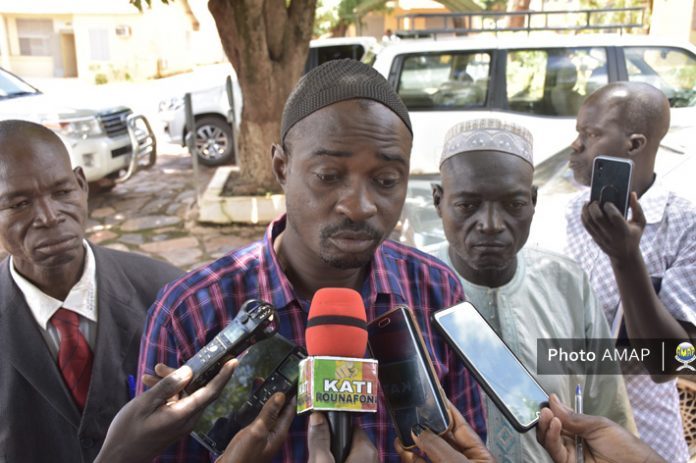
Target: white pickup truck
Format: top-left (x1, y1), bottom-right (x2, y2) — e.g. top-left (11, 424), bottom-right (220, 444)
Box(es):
top-left (0, 66), bottom-right (156, 187)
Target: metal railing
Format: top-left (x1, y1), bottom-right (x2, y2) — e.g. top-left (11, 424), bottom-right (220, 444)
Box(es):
top-left (115, 113), bottom-right (157, 183)
top-left (396, 7), bottom-right (647, 38)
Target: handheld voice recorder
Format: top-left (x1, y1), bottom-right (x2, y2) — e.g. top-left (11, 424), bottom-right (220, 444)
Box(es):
top-left (184, 299), bottom-right (278, 394)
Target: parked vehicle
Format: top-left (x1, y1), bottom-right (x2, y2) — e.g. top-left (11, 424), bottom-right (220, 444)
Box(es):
top-left (371, 34), bottom-right (696, 177)
top-left (159, 37), bottom-right (378, 166)
top-left (0, 67), bottom-right (156, 186)
top-left (372, 34), bottom-right (696, 247)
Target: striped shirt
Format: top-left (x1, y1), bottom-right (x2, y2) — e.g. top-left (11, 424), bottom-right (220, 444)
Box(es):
top-left (565, 183), bottom-right (696, 463)
top-left (137, 215), bottom-right (487, 463)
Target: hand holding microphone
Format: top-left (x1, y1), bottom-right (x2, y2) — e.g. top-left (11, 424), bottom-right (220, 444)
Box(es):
top-left (307, 412), bottom-right (378, 463)
top-left (299, 288), bottom-right (378, 463)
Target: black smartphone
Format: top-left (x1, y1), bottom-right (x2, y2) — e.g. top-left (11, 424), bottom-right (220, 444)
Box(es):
top-left (367, 306), bottom-right (451, 448)
top-left (190, 334), bottom-right (306, 455)
top-left (590, 155), bottom-right (633, 218)
top-left (433, 302), bottom-right (549, 432)
top-left (432, 302), bottom-right (548, 432)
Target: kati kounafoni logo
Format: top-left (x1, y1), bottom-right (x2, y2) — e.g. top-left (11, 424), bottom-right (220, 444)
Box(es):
top-left (675, 342), bottom-right (696, 372)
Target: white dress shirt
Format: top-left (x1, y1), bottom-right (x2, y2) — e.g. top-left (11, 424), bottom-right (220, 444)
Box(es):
top-left (10, 241), bottom-right (98, 359)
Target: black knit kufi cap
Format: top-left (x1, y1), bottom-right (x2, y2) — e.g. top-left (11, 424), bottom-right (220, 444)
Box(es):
top-left (280, 58), bottom-right (412, 142)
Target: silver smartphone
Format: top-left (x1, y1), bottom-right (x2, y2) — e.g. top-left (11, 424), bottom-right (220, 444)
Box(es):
top-left (432, 302), bottom-right (548, 432)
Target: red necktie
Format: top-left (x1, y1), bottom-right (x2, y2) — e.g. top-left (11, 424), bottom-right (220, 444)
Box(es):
top-left (50, 308), bottom-right (93, 411)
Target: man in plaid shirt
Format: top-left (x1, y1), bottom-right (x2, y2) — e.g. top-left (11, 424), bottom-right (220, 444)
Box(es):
top-left (565, 81), bottom-right (696, 462)
top-left (137, 59), bottom-right (486, 462)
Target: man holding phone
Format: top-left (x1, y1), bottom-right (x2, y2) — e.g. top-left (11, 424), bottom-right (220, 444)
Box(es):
top-left (429, 118), bottom-right (635, 462)
top-left (565, 81), bottom-right (696, 462)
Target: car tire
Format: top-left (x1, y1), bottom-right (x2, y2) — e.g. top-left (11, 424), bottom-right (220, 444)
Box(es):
top-left (193, 116), bottom-right (236, 166)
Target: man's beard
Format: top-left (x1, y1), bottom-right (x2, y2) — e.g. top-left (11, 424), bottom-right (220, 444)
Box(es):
top-left (318, 220), bottom-right (382, 269)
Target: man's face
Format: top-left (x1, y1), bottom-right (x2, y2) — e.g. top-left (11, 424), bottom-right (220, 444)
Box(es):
top-left (570, 99), bottom-right (630, 186)
top-left (436, 151), bottom-right (535, 284)
top-left (0, 137), bottom-right (88, 275)
top-left (276, 99), bottom-right (411, 269)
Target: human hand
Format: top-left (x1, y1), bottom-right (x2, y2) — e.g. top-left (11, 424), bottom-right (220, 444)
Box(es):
top-left (394, 401), bottom-right (494, 463)
top-left (537, 394), bottom-right (665, 463)
top-left (581, 192), bottom-right (646, 263)
top-left (216, 392), bottom-right (296, 463)
top-left (94, 360), bottom-right (237, 463)
top-left (307, 412), bottom-right (378, 463)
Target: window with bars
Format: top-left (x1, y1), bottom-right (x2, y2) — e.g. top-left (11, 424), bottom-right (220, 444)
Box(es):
top-left (16, 19), bottom-right (53, 56)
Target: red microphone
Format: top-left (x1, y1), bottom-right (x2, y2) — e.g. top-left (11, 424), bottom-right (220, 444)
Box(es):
top-left (305, 287), bottom-right (367, 358)
top-left (298, 288), bottom-right (378, 463)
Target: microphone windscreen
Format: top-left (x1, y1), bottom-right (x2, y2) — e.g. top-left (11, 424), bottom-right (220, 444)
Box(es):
top-left (306, 288), bottom-right (367, 358)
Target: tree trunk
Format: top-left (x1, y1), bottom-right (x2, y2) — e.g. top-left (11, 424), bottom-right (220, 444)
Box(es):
top-left (208, 0), bottom-right (317, 194)
top-left (509, 0), bottom-right (531, 29)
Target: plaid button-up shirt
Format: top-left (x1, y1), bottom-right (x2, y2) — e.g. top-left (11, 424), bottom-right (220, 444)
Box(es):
top-left (137, 215), bottom-right (487, 463)
top-left (565, 183), bottom-right (696, 463)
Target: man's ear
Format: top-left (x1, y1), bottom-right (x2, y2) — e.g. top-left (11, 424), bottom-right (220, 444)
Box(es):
top-left (531, 185), bottom-right (538, 207)
top-left (271, 144), bottom-right (289, 190)
top-left (431, 183), bottom-right (443, 218)
top-left (73, 167), bottom-right (89, 194)
top-left (627, 133), bottom-right (647, 157)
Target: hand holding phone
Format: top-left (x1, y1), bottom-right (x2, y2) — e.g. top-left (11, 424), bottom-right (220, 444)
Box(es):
top-left (368, 306), bottom-right (452, 448)
top-left (433, 302), bottom-right (548, 432)
top-left (394, 399), bottom-right (493, 463)
top-left (589, 155), bottom-right (633, 218)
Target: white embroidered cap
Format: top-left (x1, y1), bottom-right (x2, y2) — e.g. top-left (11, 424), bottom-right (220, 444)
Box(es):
top-left (439, 118), bottom-right (534, 169)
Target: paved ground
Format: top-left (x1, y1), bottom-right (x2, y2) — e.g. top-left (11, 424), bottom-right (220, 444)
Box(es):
top-left (0, 150), bottom-right (265, 271)
top-left (86, 150), bottom-right (265, 271)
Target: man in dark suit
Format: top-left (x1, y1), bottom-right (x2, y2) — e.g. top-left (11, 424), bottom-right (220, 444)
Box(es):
top-left (0, 120), bottom-right (182, 462)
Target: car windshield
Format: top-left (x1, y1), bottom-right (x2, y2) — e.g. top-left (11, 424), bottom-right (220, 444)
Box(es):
top-left (0, 69), bottom-right (40, 99)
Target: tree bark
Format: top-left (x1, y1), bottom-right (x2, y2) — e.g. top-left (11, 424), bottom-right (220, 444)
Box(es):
top-left (208, 0), bottom-right (317, 193)
top-left (509, 0), bottom-right (531, 29)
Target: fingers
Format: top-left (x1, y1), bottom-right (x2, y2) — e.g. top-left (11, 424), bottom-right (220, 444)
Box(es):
top-left (447, 401), bottom-right (486, 453)
top-left (629, 192), bottom-right (646, 228)
top-left (547, 393), bottom-right (602, 437)
top-left (543, 416), bottom-right (569, 463)
top-left (147, 366), bottom-right (192, 407)
top-left (347, 427), bottom-right (378, 463)
top-left (154, 363), bottom-right (177, 378)
top-left (255, 392), bottom-right (286, 429)
top-left (170, 359), bottom-right (237, 414)
top-left (271, 395), bottom-right (296, 438)
top-left (307, 413), bottom-right (333, 463)
top-left (141, 362), bottom-right (178, 389)
top-left (141, 374), bottom-right (161, 389)
top-left (394, 437), bottom-right (427, 463)
top-left (411, 427), bottom-right (470, 463)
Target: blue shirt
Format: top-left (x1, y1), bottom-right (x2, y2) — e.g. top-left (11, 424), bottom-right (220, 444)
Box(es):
top-left (138, 215), bottom-right (487, 462)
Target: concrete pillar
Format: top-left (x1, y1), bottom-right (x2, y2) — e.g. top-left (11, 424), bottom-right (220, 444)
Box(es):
top-left (0, 15), bottom-right (12, 70)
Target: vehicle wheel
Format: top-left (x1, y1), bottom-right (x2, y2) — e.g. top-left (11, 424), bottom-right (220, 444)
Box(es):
top-left (193, 116), bottom-right (236, 166)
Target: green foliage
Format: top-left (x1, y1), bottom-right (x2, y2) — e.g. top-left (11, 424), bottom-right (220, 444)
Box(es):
top-left (480, 0), bottom-right (507, 10)
top-left (129, 0), bottom-right (169, 12)
top-left (315, 0), bottom-right (390, 36)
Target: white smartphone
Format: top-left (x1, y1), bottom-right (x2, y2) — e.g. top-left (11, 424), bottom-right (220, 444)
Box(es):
top-left (432, 302), bottom-right (548, 432)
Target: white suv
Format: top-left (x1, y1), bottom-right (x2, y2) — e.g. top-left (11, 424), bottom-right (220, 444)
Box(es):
top-left (372, 35), bottom-right (696, 178)
top-left (372, 35), bottom-right (696, 247)
top-left (0, 67), bottom-right (156, 185)
top-left (159, 37), bottom-right (378, 166)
